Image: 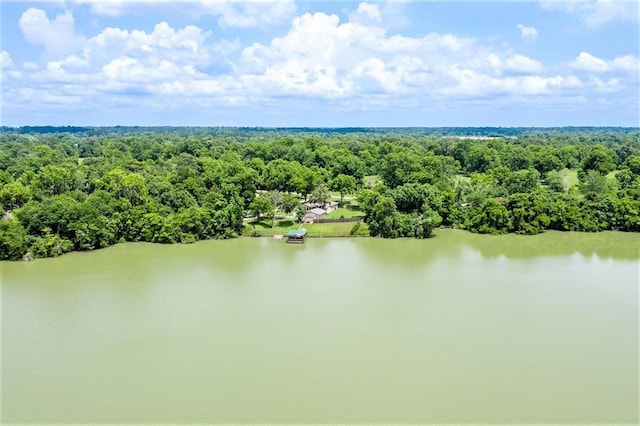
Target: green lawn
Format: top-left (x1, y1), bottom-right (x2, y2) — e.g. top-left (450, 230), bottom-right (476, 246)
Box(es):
top-left (243, 219), bottom-right (297, 236)
top-left (455, 174), bottom-right (471, 184)
top-left (328, 192), bottom-right (356, 201)
top-left (606, 170), bottom-right (619, 181)
top-left (560, 168), bottom-right (618, 190)
top-left (243, 218), bottom-right (367, 237)
top-left (325, 207), bottom-right (365, 219)
top-left (561, 169), bottom-right (579, 189)
top-left (364, 175), bottom-right (381, 187)
top-left (304, 222), bottom-right (368, 237)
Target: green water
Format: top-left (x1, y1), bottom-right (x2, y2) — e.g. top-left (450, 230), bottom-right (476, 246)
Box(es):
top-left (2, 230), bottom-right (638, 423)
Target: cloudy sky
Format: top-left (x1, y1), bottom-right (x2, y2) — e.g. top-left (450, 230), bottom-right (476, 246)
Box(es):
top-left (1, 0), bottom-right (638, 127)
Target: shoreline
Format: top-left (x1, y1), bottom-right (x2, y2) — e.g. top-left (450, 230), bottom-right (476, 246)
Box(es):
top-left (6, 227), bottom-right (639, 263)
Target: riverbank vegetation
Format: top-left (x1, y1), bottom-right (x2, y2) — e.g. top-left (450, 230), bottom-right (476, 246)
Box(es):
top-left (1, 127), bottom-right (638, 260)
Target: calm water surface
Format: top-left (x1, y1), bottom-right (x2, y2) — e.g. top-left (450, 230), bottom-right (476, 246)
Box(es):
top-left (2, 230), bottom-right (639, 423)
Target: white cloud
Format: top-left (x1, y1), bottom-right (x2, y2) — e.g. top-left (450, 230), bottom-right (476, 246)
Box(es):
top-left (82, 22), bottom-right (213, 68)
top-left (48, 55), bottom-right (90, 73)
top-left (0, 51), bottom-right (13, 68)
top-left (610, 55), bottom-right (640, 72)
top-left (186, 0), bottom-right (296, 28)
top-left (235, 10), bottom-right (561, 104)
top-left (71, 0), bottom-right (297, 28)
top-left (583, 0), bottom-right (638, 28)
top-left (349, 2), bottom-right (382, 23)
top-left (351, 57), bottom-right (399, 94)
top-left (439, 69), bottom-right (582, 98)
top-left (504, 54), bottom-right (545, 73)
top-left (572, 51), bottom-right (640, 73)
top-left (103, 57), bottom-right (197, 84)
top-left (540, 0), bottom-right (639, 28)
top-left (516, 24), bottom-right (538, 40)
top-left (589, 75), bottom-right (622, 93)
top-left (23, 61), bottom-right (39, 71)
top-left (74, 0), bottom-right (128, 17)
top-left (19, 8), bottom-right (85, 58)
top-left (13, 6), bottom-right (554, 106)
top-left (5, 2), bottom-right (636, 120)
top-left (573, 51), bottom-right (609, 72)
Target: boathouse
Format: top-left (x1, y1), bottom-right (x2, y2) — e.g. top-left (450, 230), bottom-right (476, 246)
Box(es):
top-left (286, 229), bottom-right (307, 244)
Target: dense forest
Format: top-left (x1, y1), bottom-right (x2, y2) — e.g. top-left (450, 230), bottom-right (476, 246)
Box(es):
top-left (1, 127), bottom-right (639, 260)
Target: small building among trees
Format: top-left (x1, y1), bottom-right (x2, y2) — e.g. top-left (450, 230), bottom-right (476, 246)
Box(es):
top-left (303, 207), bottom-right (326, 223)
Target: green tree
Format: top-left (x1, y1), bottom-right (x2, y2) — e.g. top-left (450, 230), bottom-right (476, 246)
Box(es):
top-left (467, 199), bottom-right (511, 234)
top-left (34, 164), bottom-right (75, 197)
top-left (466, 145), bottom-right (498, 173)
top-left (100, 168), bottom-right (150, 206)
top-left (391, 183), bottom-right (442, 213)
top-left (379, 150), bottom-right (423, 188)
top-left (368, 196), bottom-right (399, 238)
top-left (262, 159), bottom-right (292, 192)
top-left (0, 181), bottom-right (32, 211)
top-left (267, 191), bottom-right (284, 227)
top-left (330, 174), bottom-right (357, 202)
top-left (544, 171), bottom-right (567, 193)
top-left (506, 192), bottom-right (550, 234)
top-left (17, 195), bottom-right (81, 240)
top-left (249, 195), bottom-right (274, 222)
top-left (622, 154), bottom-right (640, 175)
top-left (290, 165), bottom-right (321, 200)
top-left (546, 193), bottom-right (582, 231)
top-left (281, 193), bottom-right (300, 215)
top-left (412, 208), bottom-right (442, 238)
top-left (533, 151), bottom-right (564, 174)
top-left (0, 218), bottom-right (27, 260)
top-left (328, 149), bottom-right (365, 181)
top-left (295, 205), bottom-right (306, 223)
top-left (309, 184), bottom-right (330, 205)
top-left (505, 169), bottom-right (540, 194)
top-left (582, 146), bottom-right (617, 174)
top-left (357, 188), bottom-right (382, 220)
top-left (506, 146), bottom-right (532, 171)
top-left (28, 234), bottom-right (74, 258)
top-left (580, 170), bottom-right (612, 200)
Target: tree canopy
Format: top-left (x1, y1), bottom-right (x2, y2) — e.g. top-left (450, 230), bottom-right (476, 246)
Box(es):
top-left (1, 126), bottom-right (639, 259)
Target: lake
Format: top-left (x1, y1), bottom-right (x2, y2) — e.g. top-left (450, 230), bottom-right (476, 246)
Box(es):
top-left (2, 230), bottom-right (638, 423)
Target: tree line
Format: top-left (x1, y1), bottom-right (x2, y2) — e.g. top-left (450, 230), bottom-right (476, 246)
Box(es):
top-left (1, 128), bottom-right (639, 260)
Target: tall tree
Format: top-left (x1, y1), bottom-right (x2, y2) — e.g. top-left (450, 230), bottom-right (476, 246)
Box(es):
top-left (249, 195), bottom-right (274, 222)
top-left (330, 174), bottom-right (356, 202)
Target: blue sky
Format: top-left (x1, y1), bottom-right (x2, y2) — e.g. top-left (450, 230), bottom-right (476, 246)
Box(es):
top-left (1, 0), bottom-right (638, 127)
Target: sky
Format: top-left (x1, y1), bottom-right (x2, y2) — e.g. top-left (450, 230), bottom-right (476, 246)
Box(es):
top-left (0, 0), bottom-right (638, 127)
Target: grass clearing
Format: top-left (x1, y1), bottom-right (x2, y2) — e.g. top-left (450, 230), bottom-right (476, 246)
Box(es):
top-left (243, 219), bottom-right (297, 236)
top-left (456, 174), bottom-right (471, 184)
top-left (560, 168), bottom-right (618, 189)
top-left (606, 170), bottom-right (619, 181)
top-left (325, 208), bottom-right (365, 219)
top-left (561, 169), bottom-right (579, 189)
top-left (243, 218), bottom-right (367, 237)
top-left (328, 192), bottom-right (356, 201)
top-left (304, 221), bottom-right (368, 237)
top-left (364, 175), bottom-right (381, 187)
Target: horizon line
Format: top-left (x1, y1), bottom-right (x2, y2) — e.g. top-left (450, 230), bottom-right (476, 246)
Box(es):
top-left (2, 125), bottom-right (639, 129)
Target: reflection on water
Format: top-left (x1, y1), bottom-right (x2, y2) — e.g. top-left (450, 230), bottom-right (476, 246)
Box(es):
top-left (448, 229), bottom-right (640, 260)
top-left (2, 230), bottom-right (638, 423)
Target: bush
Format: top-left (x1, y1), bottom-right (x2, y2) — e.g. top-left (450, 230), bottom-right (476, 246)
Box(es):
top-left (350, 222), bottom-right (367, 236)
top-left (29, 234), bottom-right (74, 258)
